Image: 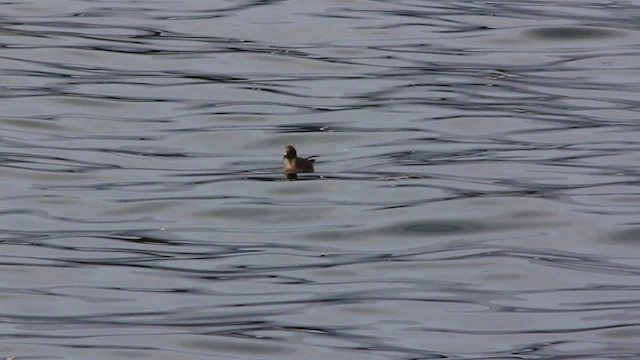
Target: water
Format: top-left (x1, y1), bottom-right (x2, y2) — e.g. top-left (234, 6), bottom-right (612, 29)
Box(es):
top-left (1, 0), bottom-right (640, 359)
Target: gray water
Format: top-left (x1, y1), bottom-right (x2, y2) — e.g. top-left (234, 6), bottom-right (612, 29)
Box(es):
top-left (1, 1), bottom-right (640, 359)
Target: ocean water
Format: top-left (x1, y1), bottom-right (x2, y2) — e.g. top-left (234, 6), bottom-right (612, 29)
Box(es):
top-left (1, 1), bottom-right (640, 359)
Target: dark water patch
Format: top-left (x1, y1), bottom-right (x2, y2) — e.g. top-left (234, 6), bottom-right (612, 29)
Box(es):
top-left (305, 215), bottom-right (564, 242)
top-left (607, 227), bottom-right (640, 245)
top-left (524, 26), bottom-right (624, 41)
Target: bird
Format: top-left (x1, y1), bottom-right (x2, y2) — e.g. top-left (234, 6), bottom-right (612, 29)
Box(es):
top-left (283, 145), bottom-right (315, 175)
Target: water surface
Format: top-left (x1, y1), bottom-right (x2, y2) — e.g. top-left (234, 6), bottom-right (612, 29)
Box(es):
top-left (1, 0), bottom-right (640, 359)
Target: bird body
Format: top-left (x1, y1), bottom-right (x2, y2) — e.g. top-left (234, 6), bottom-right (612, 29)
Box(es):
top-left (283, 145), bottom-right (315, 174)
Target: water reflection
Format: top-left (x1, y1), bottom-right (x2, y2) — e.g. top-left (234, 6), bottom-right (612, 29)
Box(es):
top-left (1, 0), bottom-right (640, 359)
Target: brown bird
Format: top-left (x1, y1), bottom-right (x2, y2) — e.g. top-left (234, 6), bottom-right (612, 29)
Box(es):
top-left (283, 145), bottom-right (315, 174)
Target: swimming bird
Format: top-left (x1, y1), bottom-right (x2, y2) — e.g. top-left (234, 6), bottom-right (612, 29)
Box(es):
top-left (283, 145), bottom-right (315, 174)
